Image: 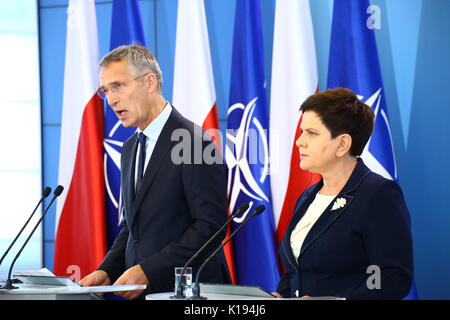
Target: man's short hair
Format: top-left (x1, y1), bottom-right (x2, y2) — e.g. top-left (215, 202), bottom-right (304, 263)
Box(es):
top-left (100, 44), bottom-right (163, 93)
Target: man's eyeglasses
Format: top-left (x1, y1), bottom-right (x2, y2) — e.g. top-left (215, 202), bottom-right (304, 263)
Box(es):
top-left (97, 73), bottom-right (148, 100)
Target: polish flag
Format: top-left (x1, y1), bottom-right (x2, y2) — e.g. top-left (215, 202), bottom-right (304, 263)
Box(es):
top-left (53, 0), bottom-right (106, 280)
top-left (172, 0), bottom-right (232, 280)
top-left (172, 0), bottom-right (220, 147)
top-left (270, 0), bottom-right (321, 245)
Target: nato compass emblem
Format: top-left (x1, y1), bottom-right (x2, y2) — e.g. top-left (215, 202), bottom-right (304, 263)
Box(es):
top-left (226, 97), bottom-right (270, 223)
top-left (104, 119), bottom-right (136, 225)
top-left (360, 89), bottom-right (397, 180)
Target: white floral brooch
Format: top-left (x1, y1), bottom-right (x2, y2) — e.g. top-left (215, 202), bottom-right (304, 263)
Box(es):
top-left (331, 197), bottom-right (347, 211)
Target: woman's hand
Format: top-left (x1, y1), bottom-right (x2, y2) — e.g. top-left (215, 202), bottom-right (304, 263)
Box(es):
top-left (271, 292), bottom-right (283, 298)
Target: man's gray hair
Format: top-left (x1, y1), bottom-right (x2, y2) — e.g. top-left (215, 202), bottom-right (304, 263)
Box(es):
top-left (100, 44), bottom-right (163, 93)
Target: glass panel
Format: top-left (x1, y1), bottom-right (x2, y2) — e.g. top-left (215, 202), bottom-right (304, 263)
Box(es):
top-left (0, 1), bottom-right (42, 281)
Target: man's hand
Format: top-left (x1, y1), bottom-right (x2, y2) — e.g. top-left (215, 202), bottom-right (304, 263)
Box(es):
top-left (113, 264), bottom-right (149, 300)
top-left (79, 270), bottom-right (111, 287)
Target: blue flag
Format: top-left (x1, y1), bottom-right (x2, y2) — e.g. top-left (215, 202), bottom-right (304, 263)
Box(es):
top-left (226, 0), bottom-right (280, 292)
top-left (104, 0), bottom-right (146, 248)
top-left (327, 0), bottom-right (418, 300)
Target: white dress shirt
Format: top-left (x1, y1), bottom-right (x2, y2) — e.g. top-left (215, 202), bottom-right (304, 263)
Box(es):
top-left (290, 192), bottom-right (336, 260)
top-left (134, 103), bottom-right (172, 191)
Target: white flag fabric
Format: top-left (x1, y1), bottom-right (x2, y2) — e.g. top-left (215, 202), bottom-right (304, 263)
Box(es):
top-left (172, 0), bottom-right (232, 279)
top-left (172, 0), bottom-right (220, 139)
top-left (56, 0), bottom-right (100, 219)
top-left (270, 0), bottom-right (320, 243)
top-left (54, 0), bottom-right (106, 279)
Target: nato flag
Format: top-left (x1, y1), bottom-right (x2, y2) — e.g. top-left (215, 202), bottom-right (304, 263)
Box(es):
top-left (327, 0), bottom-right (418, 300)
top-left (226, 0), bottom-right (280, 292)
top-left (104, 0), bottom-right (146, 249)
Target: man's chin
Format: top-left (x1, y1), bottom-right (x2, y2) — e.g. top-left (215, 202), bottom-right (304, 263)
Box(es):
top-left (119, 120), bottom-right (132, 128)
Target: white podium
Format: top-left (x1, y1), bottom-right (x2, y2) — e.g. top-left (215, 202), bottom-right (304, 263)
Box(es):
top-left (147, 283), bottom-right (277, 300)
top-left (146, 283), bottom-right (345, 300)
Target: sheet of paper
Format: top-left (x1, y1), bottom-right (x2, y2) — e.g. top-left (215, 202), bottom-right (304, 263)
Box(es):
top-left (0, 284), bottom-right (147, 295)
top-left (65, 284), bottom-right (147, 293)
top-left (14, 268), bottom-right (55, 277)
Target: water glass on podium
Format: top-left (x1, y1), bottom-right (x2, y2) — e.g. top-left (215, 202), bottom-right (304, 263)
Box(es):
top-left (174, 267), bottom-right (192, 298)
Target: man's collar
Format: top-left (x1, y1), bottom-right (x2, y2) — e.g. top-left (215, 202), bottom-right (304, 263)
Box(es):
top-left (137, 102), bottom-right (172, 140)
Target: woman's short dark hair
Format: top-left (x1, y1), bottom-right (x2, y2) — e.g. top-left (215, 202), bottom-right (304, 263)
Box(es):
top-left (300, 88), bottom-right (375, 156)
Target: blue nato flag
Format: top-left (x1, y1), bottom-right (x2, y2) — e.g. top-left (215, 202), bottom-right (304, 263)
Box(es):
top-left (226, 0), bottom-right (280, 292)
top-left (327, 0), bottom-right (418, 300)
top-left (104, 0), bottom-right (146, 249)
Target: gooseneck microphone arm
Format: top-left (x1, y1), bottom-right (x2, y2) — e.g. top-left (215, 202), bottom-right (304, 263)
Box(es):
top-left (191, 204), bottom-right (266, 300)
top-left (171, 202), bottom-right (250, 298)
top-left (0, 187), bottom-right (51, 267)
top-left (1, 185), bottom-right (64, 290)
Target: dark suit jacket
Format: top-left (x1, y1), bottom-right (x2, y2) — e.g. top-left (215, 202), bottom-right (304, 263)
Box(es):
top-left (99, 107), bottom-right (230, 294)
top-left (277, 159), bottom-right (413, 300)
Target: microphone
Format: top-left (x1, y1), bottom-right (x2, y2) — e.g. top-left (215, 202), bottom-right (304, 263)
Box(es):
top-left (1, 185), bottom-right (64, 289)
top-left (171, 202), bottom-right (250, 299)
top-left (0, 187), bottom-right (51, 267)
top-left (190, 204), bottom-right (266, 300)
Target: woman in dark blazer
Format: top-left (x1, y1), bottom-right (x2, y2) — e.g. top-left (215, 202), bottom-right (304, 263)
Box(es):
top-left (275, 88), bottom-right (413, 300)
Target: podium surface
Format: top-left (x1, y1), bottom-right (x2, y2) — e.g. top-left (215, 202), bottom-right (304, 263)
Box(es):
top-left (146, 283), bottom-right (345, 300)
top-left (0, 282), bottom-right (146, 300)
top-left (147, 283), bottom-right (277, 300)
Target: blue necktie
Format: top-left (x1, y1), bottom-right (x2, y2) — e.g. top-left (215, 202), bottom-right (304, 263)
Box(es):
top-left (136, 132), bottom-right (147, 191)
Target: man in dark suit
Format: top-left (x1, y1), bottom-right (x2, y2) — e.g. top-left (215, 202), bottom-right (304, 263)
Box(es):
top-left (80, 44), bottom-right (230, 299)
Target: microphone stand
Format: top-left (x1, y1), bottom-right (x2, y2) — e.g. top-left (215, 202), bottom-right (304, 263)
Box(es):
top-left (1, 185), bottom-right (63, 290)
top-left (171, 202), bottom-right (250, 299)
top-left (190, 205), bottom-right (265, 300)
top-left (0, 187), bottom-right (51, 267)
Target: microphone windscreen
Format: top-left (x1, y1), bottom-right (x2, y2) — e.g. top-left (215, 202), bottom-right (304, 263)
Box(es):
top-left (54, 185), bottom-right (64, 197)
top-left (236, 202), bottom-right (250, 214)
top-left (42, 186), bottom-right (52, 198)
top-left (254, 204), bottom-right (266, 215)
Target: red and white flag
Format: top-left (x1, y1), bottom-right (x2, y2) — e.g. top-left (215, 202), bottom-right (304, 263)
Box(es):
top-left (172, 0), bottom-right (232, 279)
top-left (172, 0), bottom-right (220, 146)
top-left (270, 0), bottom-right (321, 245)
top-left (53, 0), bottom-right (106, 281)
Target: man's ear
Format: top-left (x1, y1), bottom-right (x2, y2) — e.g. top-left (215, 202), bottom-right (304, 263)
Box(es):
top-left (145, 73), bottom-right (157, 92)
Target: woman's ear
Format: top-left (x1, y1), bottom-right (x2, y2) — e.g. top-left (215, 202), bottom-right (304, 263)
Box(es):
top-left (336, 133), bottom-right (352, 157)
